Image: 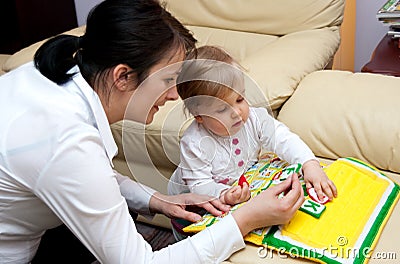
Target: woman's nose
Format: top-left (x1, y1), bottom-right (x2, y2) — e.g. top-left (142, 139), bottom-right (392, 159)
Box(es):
top-left (165, 86), bottom-right (179, 101)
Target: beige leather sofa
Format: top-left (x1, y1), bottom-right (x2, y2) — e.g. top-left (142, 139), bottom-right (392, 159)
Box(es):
top-left (1, 0), bottom-right (399, 263)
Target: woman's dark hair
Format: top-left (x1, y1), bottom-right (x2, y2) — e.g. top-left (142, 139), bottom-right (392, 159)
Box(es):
top-left (34, 0), bottom-right (196, 92)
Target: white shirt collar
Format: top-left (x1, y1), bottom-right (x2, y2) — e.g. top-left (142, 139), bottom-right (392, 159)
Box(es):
top-left (70, 66), bottom-right (118, 166)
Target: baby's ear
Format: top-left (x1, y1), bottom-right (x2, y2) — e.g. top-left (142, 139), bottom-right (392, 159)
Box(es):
top-left (195, 115), bottom-right (203, 123)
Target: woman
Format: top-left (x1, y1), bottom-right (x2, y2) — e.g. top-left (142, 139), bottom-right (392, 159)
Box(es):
top-left (0, 0), bottom-right (304, 263)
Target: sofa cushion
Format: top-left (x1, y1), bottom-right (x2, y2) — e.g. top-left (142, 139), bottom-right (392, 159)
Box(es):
top-left (188, 25), bottom-right (341, 111)
top-left (165, 0), bottom-right (345, 111)
top-left (278, 70), bottom-right (400, 174)
top-left (2, 26), bottom-right (85, 73)
top-left (111, 101), bottom-right (188, 185)
top-left (164, 0), bottom-right (344, 35)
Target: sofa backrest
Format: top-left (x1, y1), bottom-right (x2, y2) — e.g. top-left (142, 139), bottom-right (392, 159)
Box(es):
top-left (164, 0), bottom-right (344, 35)
top-left (1, 0), bottom-right (344, 112)
top-left (1, 26), bottom-right (85, 74)
top-left (112, 1), bottom-right (346, 185)
top-left (163, 0), bottom-right (345, 111)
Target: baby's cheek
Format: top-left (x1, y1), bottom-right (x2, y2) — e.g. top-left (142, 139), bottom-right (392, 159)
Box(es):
top-left (214, 122), bottom-right (230, 136)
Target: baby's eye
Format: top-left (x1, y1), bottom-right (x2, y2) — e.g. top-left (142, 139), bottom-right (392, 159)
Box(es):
top-left (237, 97), bottom-right (244, 103)
top-left (216, 106), bottom-right (227, 113)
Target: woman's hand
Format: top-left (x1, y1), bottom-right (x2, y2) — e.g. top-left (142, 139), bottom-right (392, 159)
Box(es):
top-left (232, 174), bottom-right (304, 236)
top-left (149, 192), bottom-right (231, 222)
top-left (220, 183), bottom-right (251, 206)
top-left (302, 159), bottom-right (337, 200)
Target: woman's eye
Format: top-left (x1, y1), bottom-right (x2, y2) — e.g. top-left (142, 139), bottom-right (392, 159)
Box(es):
top-left (237, 97), bottom-right (244, 103)
top-left (164, 78), bottom-right (175, 84)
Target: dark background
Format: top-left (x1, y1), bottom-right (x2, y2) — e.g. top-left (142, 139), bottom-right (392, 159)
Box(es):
top-left (0, 0), bottom-right (78, 54)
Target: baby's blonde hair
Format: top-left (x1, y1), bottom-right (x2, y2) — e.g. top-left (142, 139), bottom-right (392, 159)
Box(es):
top-left (177, 45), bottom-right (244, 115)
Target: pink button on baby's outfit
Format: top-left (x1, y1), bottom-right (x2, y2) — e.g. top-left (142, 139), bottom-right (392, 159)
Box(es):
top-left (232, 138), bottom-right (244, 167)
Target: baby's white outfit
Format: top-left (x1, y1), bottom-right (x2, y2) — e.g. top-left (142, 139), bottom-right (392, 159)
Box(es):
top-left (168, 107), bottom-right (316, 198)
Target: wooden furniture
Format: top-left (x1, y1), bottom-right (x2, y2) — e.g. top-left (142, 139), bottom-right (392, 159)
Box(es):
top-left (361, 34), bottom-right (400, 77)
top-left (0, 0), bottom-right (77, 54)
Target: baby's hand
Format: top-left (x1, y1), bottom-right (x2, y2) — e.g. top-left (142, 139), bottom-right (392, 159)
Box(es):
top-left (220, 183), bottom-right (250, 206)
top-left (303, 160), bottom-right (337, 201)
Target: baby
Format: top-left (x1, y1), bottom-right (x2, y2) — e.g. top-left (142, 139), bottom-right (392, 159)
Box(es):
top-left (168, 45), bottom-right (337, 240)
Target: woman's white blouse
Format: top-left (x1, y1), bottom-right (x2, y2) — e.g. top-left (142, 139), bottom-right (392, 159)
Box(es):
top-left (0, 63), bottom-right (244, 263)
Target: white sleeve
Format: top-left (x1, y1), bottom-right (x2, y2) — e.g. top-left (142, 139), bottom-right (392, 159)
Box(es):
top-left (173, 134), bottom-right (229, 198)
top-left (162, 214), bottom-right (246, 263)
top-left (114, 170), bottom-right (156, 216)
top-left (34, 130), bottom-right (244, 263)
top-left (142, 214), bottom-right (245, 263)
top-left (255, 108), bottom-right (316, 165)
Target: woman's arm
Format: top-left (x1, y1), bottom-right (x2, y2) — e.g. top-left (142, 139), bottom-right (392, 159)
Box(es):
top-left (114, 170), bottom-right (156, 216)
top-left (151, 174), bottom-right (304, 263)
top-left (233, 174), bottom-right (304, 236)
top-left (40, 132), bottom-right (240, 263)
top-left (149, 192), bottom-right (230, 222)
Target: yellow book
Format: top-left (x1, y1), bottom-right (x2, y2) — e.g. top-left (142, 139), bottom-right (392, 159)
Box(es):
top-left (183, 156), bottom-right (400, 264)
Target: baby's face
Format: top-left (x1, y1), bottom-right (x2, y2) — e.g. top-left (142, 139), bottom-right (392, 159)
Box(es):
top-left (196, 89), bottom-right (249, 137)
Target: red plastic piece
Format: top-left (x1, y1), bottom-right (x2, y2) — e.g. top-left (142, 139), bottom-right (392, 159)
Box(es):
top-left (238, 174), bottom-right (249, 187)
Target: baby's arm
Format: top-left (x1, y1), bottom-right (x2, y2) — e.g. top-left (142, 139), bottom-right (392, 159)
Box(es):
top-left (302, 159), bottom-right (337, 200)
top-left (185, 175), bottom-right (249, 206)
top-left (186, 177), bottom-right (231, 198)
top-left (256, 107), bottom-right (337, 200)
top-left (219, 181), bottom-right (251, 206)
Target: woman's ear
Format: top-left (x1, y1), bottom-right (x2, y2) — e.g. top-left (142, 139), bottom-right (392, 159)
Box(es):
top-left (112, 64), bottom-right (133, 92)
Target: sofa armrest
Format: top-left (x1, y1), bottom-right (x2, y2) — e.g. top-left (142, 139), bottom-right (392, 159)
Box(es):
top-left (278, 70), bottom-right (400, 174)
top-left (0, 54), bottom-right (11, 75)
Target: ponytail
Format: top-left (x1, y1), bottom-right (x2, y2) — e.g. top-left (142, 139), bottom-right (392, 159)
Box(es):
top-left (34, 35), bottom-right (81, 85)
top-left (34, 0), bottom-right (196, 90)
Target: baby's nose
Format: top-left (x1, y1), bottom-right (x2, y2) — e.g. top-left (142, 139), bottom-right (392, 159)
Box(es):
top-left (231, 107), bottom-right (241, 118)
